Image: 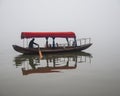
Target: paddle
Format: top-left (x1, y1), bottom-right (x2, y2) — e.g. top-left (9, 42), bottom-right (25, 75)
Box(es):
top-left (38, 45), bottom-right (43, 59)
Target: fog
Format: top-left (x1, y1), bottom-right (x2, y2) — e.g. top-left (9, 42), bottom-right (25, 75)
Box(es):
top-left (0, 0), bottom-right (120, 51)
top-left (1, 1), bottom-right (120, 96)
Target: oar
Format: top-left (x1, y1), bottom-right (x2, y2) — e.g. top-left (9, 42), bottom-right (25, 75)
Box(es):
top-left (38, 46), bottom-right (43, 59)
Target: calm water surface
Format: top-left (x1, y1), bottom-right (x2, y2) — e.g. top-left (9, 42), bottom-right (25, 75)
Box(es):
top-left (1, 0), bottom-right (120, 96)
top-left (0, 37), bottom-right (120, 96)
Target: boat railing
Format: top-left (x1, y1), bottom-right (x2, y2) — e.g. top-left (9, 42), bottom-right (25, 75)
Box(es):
top-left (58, 43), bottom-right (68, 48)
top-left (54, 38), bottom-right (91, 48)
top-left (77, 38), bottom-right (91, 46)
top-left (69, 38), bottom-right (91, 46)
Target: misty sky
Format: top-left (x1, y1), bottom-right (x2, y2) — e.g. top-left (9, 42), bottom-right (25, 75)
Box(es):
top-left (0, 0), bottom-right (120, 51)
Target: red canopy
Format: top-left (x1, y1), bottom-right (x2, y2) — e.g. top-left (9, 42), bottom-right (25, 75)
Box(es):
top-left (21, 32), bottom-right (76, 39)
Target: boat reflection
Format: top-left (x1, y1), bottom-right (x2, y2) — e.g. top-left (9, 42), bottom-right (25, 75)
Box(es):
top-left (14, 51), bottom-right (92, 75)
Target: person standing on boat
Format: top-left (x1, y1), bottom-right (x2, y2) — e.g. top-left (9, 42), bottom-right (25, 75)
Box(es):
top-left (29, 38), bottom-right (39, 48)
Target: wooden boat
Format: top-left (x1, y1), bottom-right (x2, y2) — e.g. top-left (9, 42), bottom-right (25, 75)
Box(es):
top-left (12, 32), bottom-right (92, 54)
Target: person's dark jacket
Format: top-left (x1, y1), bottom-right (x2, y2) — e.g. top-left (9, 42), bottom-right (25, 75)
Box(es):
top-left (29, 39), bottom-right (38, 48)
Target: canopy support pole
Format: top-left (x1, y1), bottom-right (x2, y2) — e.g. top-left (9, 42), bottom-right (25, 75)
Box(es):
top-left (52, 37), bottom-right (55, 48)
top-left (46, 37), bottom-right (48, 47)
top-left (74, 37), bottom-right (77, 47)
top-left (66, 38), bottom-right (69, 46)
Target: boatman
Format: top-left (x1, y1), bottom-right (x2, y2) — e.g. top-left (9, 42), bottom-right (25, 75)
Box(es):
top-left (29, 38), bottom-right (39, 48)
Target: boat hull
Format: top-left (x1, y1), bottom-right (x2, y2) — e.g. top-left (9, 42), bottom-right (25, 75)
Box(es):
top-left (12, 43), bottom-right (92, 54)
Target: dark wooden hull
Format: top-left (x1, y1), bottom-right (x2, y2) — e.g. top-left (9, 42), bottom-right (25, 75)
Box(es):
top-left (12, 43), bottom-right (92, 54)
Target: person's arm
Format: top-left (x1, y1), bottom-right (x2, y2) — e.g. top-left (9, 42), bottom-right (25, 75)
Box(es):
top-left (33, 42), bottom-right (39, 46)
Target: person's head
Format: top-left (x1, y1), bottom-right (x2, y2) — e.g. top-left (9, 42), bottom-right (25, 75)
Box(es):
top-left (32, 38), bottom-right (35, 41)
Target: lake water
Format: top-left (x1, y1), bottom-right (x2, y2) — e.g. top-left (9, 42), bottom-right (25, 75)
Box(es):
top-left (0, 0), bottom-right (120, 96)
top-left (0, 31), bottom-right (120, 96)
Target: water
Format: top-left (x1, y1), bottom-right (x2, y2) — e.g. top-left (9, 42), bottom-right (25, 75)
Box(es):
top-left (0, 33), bottom-right (120, 96)
top-left (1, 0), bottom-right (120, 96)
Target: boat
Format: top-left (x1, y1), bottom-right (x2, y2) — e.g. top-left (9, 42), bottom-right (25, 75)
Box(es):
top-left (12, 32), bottom-right (92, 54)
top-left (14, 51), bottom-right (92, 75)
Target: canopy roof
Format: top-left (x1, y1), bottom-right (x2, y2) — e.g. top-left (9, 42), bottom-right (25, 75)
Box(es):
top-left (21, 32), bottom-right (76, 39)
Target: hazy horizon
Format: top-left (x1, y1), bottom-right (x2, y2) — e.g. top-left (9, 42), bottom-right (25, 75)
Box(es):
top-left (0, 0), bottom-right (120, 96)
top-left (0, 0), bottom-right (120, 52)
